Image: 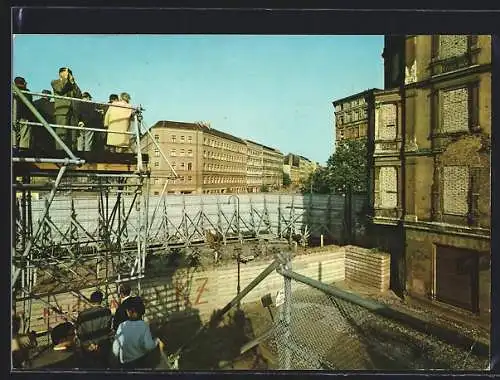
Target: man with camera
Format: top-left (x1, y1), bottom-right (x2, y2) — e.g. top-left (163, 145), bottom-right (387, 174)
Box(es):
top-left (51, 67), bottom-right (82, 151)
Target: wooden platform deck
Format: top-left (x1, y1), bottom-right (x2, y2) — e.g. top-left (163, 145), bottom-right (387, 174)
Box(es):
top-left (13, 149), bottom-right (149, 176)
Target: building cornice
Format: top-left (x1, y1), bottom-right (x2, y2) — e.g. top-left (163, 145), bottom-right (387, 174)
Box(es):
top-left (404, 220), bottom-right (490, 240)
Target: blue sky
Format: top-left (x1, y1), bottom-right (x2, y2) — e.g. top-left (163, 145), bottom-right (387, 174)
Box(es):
top-left (12, 35), bottom-right (384, 164)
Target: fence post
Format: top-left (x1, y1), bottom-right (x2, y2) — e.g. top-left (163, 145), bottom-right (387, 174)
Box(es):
top-left (280, 251), bottom-right (292, 370)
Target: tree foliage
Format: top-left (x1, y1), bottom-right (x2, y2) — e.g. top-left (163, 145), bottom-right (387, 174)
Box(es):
top-left (282, 172), bottom-right (292, 187)
top-left (301, 139), bottom-right (368, 194)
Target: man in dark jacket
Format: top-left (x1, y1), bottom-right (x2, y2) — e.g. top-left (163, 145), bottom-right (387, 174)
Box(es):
top-left (13, 77), bottom-right (35, 150)
top-left (51, 67), bottom-right (82, 151)
top-left (33, 89), bottom-right (55, 154)
top-left (75, 91), bottom-right (102, 152)
top-left (76, 290), bottom-right (113, 369)
top-left (112, 283), bottom-right (133, 331)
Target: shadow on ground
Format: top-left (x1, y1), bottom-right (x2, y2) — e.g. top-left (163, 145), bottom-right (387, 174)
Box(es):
top-left (152, 306), bottom-right (272, 370)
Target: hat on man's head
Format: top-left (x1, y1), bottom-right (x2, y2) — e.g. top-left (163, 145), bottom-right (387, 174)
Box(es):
top-left (59, 67), bottom-right (68, 73)
top-left (14, 77), bottom-right (27, 87)
top-left (82, 92), bottom-right (92, 99)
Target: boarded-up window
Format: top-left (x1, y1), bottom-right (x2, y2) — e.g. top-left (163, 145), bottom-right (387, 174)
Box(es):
top-left (377, 104), bottom-right (397, 140)
top-left (379, 167), bottom-right (397, 208)
top-left (441, 87), bottom-right (469, 133)
top-left (443, 166), bottom-right (469, 215)
top-left (439, 35), bottom-right (468, 59)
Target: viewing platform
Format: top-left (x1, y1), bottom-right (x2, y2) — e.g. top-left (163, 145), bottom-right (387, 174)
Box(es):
top-left (13, 148), bottom-right (150, 176)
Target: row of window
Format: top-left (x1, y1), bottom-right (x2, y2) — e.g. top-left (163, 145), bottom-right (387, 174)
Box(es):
top-left (336, 108), bottom-right (368, 126)
top-left (337, 125), bottom-right (368, 140)
top-left (203, 138), bottom-right (246, 153)
top-left (166, 149), bottom-right (193, 157)
top-left (375, 165), bottom-right (479, 217)
top-left (203, 176), bottom-right (246, 185)
top-left (335, 98), bottom-right (367, 112)
top-left (203, 163), bottom-right (245, 172)
top-left (203, 150), bottom-right (245, 163)
top-left (153, 176), bottom-right (192, 184)
top-left (154, 134), bottom-right (193, 144)
top-left (373, 84), bottom-right (478, 144)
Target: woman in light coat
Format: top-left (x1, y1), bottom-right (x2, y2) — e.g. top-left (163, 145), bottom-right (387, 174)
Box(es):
top-left (104, 92), bottom-right (133, 153)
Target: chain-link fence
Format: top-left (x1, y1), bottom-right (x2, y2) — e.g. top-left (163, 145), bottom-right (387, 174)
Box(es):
top-left (267, 266), bottom-right (489, 371)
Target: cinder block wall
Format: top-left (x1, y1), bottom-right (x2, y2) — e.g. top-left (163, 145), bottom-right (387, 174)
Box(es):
top-left (344, 245), bottom-right (390, 292)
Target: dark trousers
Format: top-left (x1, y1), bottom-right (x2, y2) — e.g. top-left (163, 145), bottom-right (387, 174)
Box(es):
top-left (80, 341), bottom-right (111, 369)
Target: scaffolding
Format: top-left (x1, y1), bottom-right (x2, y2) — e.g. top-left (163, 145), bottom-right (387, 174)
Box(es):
top-left (11, 84), bottom-right (172, 334)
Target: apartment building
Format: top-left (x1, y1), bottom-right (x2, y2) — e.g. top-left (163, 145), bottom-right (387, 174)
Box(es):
top-left (141, 121), bottom-right (203, 195)
top-left (372, 35), bottom-right (491, 319)
top-left (332, 89), bottom-right (379, 147)
top-left (262, 145), bottom-right (284, 190)
top-left (245, 140), bottom-right (264, 193)
top-left (283, 153), bottom-right (318, 188)
top-left (142, 121), bottom-right (249, 195)
top-left (201, 128), bottom-right (247, 194)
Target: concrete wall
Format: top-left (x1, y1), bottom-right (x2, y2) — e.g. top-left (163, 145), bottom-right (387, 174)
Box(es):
top-left (26, 193), bottom-right (368, 245)
top-left (16, 246), bottom-right (346, 333)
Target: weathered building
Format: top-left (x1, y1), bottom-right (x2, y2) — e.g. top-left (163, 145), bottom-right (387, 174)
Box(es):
top-left (332, 89), bottom-right (379, 207)
top-left (283, 153), bottom-right (318, 188)
top-left (262, 145), bottom-right (284, 190)
top-left (372, 35), bottom-right (491, 321)
top-left (245, 140), bottom-right (264, 193)
top-left (332, 89), bottom-right (379, 147)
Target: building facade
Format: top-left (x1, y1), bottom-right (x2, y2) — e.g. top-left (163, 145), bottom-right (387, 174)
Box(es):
top-left (283, 153), bottom-right (318, 188)
top-left (141, 121), bottom-right (203, 195)
top-left (372, 35), bottom-right (491, 321)
top-left (142, 121), bottom-right (284, 195)
top-left (262, 145), bottom-right (284, 190)
top-left (332, 89), bottom-right (379, 147)
top-left (201, 128), bottom-right (247, 194)
top-left (245, 140), bottom-right (264, 193)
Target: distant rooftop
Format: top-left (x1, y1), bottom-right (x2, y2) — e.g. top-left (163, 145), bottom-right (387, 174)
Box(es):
top-left (150, 120), bottom-right (245, 144)
top-left (332, 88), bottom-right (382, 106)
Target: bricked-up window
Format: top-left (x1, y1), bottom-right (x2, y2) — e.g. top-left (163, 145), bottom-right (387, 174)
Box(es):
top-left (441, 87), bottom-right (469, 133)
top-left (379, 167), bottom-right (398, 208)
top-left (443, 166), bottom-right (469, 215)
top-left (154, 149), bottom-right (160, 157)
top-left (377, 104), bottom-right (397, 140)
top-left (438, 35), bottom-right (468, 59)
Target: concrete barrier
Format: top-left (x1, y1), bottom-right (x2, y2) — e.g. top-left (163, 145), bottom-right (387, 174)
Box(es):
top-left (16, 246), bottom-right (346, 332)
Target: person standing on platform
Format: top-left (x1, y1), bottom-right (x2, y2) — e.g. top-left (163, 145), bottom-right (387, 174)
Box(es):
top-left (51, 67), bottom-right (82, 151)
top-left (75, 91), bottom-right (101, 152)
top-left (33, 89), bottom-right (55, 154)
top-left (76, 290), bottom-right (113, 369)
top-left (13, 77), bottom-right (35, 150)
top-left (104, 92), bottom-right (133, 153)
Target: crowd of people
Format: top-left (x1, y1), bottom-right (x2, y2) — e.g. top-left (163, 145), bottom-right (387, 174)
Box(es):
top-left (12, 67), bottom-right (136, 155)
top-left (12, 284), bottom-right (168, 370)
